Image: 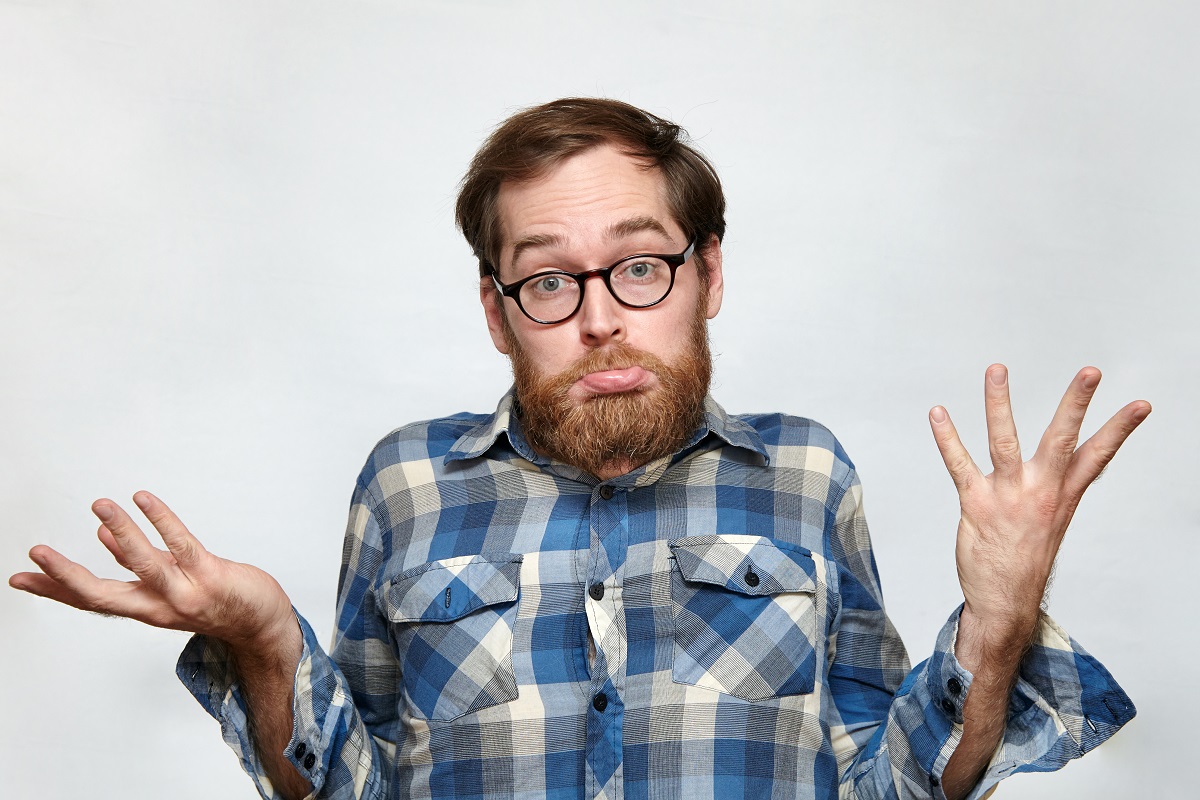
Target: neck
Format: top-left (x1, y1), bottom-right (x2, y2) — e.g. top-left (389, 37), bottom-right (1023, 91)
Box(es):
top-left (592, 459), bottom-right (637, 481)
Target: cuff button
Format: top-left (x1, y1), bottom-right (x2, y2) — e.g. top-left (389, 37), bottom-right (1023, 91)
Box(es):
top-left (947, 677), bottom-right (962, 695)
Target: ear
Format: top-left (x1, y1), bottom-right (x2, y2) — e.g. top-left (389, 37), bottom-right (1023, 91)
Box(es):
top-left (480, 278), bottom-right (512, 354)
top-left (700, 234), bottom-right (724, 319)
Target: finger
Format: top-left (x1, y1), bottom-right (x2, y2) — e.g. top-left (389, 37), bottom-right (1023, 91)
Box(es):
top-left (97, 525), bottom-right (134, 571)
top-left (983, 364), bottom-right (1022, 481)
top-left (92, 499), bottom-right (171, 592)
top-left (10, 570), bottom-right (99, 611)
top-left (132, 491), bottom-right (207, 570)
top-left (1062, 400), bottom-right (1151, 499)
top-left (12, 545), bottom-right (127, 612)
top-left (1033, 367), bottom-right (1101, 474)
top-left (12, 547), bottom-right (176, 624)
top-left (929, 406), bottom-right (984, 492)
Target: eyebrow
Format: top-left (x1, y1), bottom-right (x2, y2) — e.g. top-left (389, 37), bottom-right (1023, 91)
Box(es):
top-left (508, 216), bottom-right (675, 269)
top-left (509, 232), bottom-right (566, 268)
top-left (606, 215), bottom-right (672, 242)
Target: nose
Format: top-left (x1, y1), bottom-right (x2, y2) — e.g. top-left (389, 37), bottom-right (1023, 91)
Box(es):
top-left (575, 274), bottom-right (625, 346)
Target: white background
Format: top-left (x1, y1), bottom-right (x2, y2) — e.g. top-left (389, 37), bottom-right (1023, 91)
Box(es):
top-left (2, 1), bottom-right (1195, 797)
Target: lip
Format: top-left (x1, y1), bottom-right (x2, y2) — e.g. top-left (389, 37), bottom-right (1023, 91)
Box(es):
top-left (575, 366), bottom-right (651, 395)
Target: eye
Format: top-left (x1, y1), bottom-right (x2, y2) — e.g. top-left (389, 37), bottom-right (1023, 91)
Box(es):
top-left (626, 261), bottom-right (655, 279)
top-left (614, 259), bottom-right (662, 282)
top-left (533, 274), bottom-right (566, 293)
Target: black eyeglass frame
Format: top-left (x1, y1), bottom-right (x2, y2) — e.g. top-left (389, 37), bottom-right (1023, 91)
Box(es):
top-left (488, 239), bottom-right (698, 324)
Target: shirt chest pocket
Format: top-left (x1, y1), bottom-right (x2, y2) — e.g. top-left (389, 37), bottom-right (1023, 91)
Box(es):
top-left (669, 535), bottom-right (821, 701)
top-left (380, 553), bottom-right (522, 722)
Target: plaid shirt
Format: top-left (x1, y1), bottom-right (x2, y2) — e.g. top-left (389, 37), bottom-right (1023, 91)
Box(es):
top-left (180, 392), bottom-right (1134, 800)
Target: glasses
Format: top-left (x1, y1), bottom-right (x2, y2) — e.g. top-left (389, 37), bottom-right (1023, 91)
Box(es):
top-left (490, 240), bottom-right (697, 324)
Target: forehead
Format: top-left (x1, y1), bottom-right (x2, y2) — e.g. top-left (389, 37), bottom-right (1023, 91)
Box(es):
top-left (496, 144), bottom-right (677, 267)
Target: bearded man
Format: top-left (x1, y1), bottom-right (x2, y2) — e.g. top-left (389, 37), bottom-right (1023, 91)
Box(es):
top-left (10, 98), bottom-right (1150, 800)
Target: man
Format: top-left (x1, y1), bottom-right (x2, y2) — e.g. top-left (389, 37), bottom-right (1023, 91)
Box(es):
top-left (9, 98), bottom-right (1150, 800)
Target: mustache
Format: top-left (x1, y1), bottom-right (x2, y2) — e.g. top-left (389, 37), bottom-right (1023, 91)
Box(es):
top-left (563, 343), bottom-right (667, 384)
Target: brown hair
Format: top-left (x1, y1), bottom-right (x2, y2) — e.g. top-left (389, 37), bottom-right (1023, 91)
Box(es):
top-left (455, 97), bottom-right (726, 279)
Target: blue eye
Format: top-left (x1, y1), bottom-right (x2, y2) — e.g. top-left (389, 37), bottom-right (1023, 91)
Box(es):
top-left (535, 275), bottom-right (564, 293)
top-left (616, 260), bottom-right (661, 282)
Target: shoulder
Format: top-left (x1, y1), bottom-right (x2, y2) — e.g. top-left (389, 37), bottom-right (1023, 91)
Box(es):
top-left (731, 411), bottom-right (858, 484)
top-left (356, 411), bottom-right (490, 487)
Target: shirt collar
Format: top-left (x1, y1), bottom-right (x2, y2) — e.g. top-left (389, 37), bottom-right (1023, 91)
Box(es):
top-left (445, 388), bottom-right (770, 467)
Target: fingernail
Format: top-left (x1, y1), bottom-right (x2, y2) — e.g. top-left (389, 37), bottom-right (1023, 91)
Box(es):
top-left (989, 366), bottom-right (1007, 386)
top-left (1082, 371), bottom-right (1100, 389)
top-left (93, 502), bottom-right (114, 522)
top-left (133, 492), bottom-right (151, 511)
top-left (930, 406), bottom-right (948, 423)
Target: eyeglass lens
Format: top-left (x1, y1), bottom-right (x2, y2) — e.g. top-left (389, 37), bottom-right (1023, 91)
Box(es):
top-left (519, 257), bottom-right (674, 322)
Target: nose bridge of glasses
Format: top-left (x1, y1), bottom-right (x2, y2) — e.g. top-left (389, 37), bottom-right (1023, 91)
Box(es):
top-left (573, 265), bottom-right (620, 309)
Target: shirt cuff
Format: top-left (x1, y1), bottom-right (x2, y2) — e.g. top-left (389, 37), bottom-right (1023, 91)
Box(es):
top-left (176, 611), bottom-right (337, 800)
top-left (923, 605), bottom-right (1135, 799)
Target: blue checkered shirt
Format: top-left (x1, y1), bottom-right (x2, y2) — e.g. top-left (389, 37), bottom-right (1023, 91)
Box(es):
top-left (179, 392), bottom-right (1134, 799)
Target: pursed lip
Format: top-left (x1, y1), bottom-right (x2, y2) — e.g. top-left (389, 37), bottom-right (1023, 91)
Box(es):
top-left (573, 366), bottom-right (652, 396)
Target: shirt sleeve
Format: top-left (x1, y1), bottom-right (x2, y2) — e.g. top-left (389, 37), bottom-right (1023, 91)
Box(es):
top-left (825, 471), bottom-right (1136, 800)
top-left (176, 481), bottom-right (396, 800)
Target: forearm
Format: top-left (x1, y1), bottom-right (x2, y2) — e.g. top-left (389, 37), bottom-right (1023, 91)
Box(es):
top-left (229, 616), bottom-right (312, 800)
top-left (940, 606), bottom-right (1036, 800)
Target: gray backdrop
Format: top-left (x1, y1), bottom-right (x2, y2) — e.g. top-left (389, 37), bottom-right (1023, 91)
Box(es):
top-left (2, 1), bottom-right (1195, 797)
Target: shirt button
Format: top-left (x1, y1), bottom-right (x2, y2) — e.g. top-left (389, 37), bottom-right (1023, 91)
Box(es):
top-left (593, 693), bottom-right (608, 712)
top-left (947, 677), bottom-right (963, 696)
top-left (599, 485), bottom-right (615, 500)
top-left (744, 569), bottom-right (760, 587)
top-left (588, 582), bottom-right (605, 601)
top-left (303, 752), bottom-right (317, 770)
top-left (940, 699), bottom-right (956, 716)
top-left (293, 743), bottom-right (307, 759)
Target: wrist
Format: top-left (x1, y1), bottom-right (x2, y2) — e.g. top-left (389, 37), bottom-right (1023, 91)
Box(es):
top-left (226, 606), bottom-right (302, 666)
top-left (956, 603), bottom-right (1039, 679)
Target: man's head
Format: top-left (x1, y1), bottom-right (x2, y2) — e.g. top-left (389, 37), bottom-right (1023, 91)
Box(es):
top-left (455, 97), bottom-right (726, 280)
top-left (455, 99), bottom-right (727, 478)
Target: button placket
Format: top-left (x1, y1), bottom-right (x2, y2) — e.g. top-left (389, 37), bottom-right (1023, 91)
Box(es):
top-left (584, 479), bottom-right (629, 737)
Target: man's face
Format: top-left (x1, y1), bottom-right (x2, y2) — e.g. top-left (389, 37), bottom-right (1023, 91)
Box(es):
top-left (481, 143), bottom-right (724, 477)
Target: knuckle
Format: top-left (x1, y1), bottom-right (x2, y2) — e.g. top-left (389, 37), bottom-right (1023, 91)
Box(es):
top-left (951, 461), bottom-right (976, 489)
top-left (990, 433), bottom-right (1021, 457)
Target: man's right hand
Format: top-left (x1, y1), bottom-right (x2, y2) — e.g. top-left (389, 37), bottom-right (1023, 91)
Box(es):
top-left (11, 491), bottom-right (313, 798)
top-left (9, 490), bottom-right (296, 655)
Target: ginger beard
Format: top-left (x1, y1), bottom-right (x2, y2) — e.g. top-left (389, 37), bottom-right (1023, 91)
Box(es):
top-left (504, 291), bottom-right (712, 478)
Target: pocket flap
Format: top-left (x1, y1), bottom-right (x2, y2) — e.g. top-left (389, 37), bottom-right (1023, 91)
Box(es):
top-left (383, 553), bottom-right (523, 623)
top-left (669, 535), bottom-right (816, 596)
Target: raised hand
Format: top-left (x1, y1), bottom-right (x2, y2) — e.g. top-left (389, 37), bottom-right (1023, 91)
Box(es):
top-left (9, 491), bottom-right (296, 650)
top-left (10, 491), bottom-right (311, 797)
top-left (929, 364), bottom-right (1151, 637)
top-left (931, 365), bottom-right (1150, 799)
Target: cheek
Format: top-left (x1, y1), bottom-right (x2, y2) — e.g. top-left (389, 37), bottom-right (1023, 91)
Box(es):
top-left (507, 324), bottom-right (579, 376)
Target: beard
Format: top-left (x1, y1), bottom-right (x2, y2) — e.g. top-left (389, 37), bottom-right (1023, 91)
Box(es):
top-left (505, 299), bottom-right (712, 478)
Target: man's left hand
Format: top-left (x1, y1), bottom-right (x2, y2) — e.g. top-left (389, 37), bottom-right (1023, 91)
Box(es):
top-left (930, 364), bottom-right (1150, 644)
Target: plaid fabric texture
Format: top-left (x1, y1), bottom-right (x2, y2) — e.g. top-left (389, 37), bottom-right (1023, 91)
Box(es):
top-left (179, 392), bottom-right (1134, 800)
